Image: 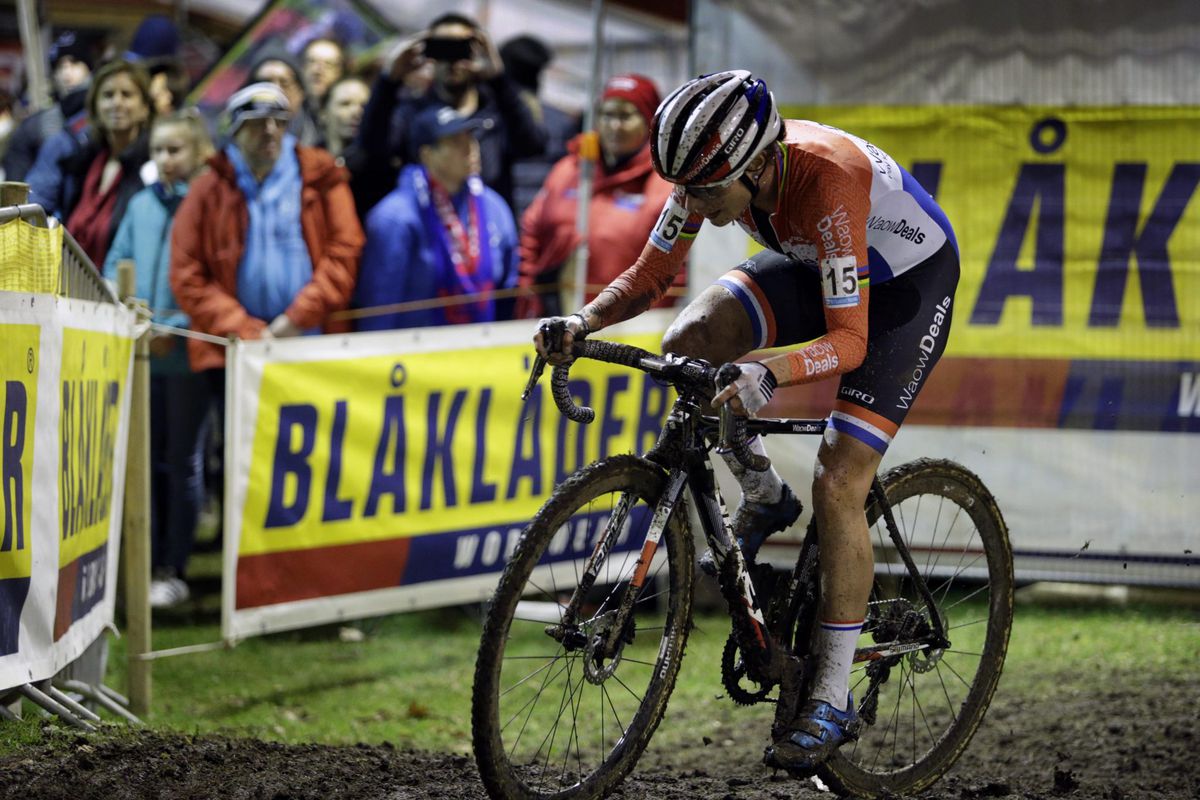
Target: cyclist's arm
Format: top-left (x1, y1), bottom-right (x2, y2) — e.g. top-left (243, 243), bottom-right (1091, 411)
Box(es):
top-left (762, 178), bottom-right (872, 387)
top-left (577, 189), bottom-right (700, 330)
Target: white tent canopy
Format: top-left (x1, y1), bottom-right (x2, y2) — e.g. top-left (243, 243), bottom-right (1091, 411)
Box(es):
top-left (691, 0), bottom-right (1200, 105)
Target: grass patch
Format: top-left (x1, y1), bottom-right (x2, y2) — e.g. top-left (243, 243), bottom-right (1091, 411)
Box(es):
top-left (2, 580), bottom-right (1197, 759)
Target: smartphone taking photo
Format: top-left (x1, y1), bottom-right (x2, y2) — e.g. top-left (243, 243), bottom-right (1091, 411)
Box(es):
top-left (424, 36), bottom-right (473, 62)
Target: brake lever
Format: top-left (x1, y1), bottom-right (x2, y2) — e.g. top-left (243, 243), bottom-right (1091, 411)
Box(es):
top-left (716, 403), bottom-right (737, 454)
top-left (714, 362), bottom-right (742, 452)
top-left (521, 354), bottom-right (547, 401)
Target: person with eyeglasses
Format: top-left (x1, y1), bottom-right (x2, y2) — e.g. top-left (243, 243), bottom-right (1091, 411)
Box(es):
top-left (533, 70), bottom-right (961, 774)
top-left (249, 51), bottom-right (321, 146)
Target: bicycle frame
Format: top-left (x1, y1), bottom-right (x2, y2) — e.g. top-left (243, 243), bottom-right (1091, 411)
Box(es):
top-left (537, 342), bottom-right (949, 695)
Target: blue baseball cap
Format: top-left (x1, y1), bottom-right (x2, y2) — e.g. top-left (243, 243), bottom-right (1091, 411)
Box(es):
top-left (410, 104), bottom-right (492, 151)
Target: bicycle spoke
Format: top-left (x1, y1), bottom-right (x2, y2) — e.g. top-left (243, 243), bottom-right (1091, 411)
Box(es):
top-left (941, 579), bottom-right (990, 612)
top-left (912, 673), bottom-right (938, 748)
top-left (922, 497), bottom-right (946, 576)
top-left (601, 681), bottom-right (627, 736)
top-left (499, 653), bottom-right (566, 698)
top-left (948, 617), bottom-right (989, 631)
top-left (939, 655), bottom-right (973, 691)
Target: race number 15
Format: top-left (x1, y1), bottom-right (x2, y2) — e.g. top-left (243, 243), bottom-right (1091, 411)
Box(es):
top-left (822, 256), bottom-right (861, 307)
top-left (650, 195), bottom-right (688, 252)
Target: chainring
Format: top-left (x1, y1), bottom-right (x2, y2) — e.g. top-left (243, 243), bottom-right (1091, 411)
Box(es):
top-left (720, 634), bottom-right (774, 706)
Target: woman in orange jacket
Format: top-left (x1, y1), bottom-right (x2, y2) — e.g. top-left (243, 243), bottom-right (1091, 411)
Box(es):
top-left (516, 73), bottom-right (684, 318)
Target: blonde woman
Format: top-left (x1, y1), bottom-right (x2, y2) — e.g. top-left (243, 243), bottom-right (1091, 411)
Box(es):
top-left (103, 109), bottom-right (214, 608)
top-left (28, 59), bottom-right (155, 265)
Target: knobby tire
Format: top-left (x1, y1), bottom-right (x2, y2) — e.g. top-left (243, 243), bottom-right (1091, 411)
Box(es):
top-left (815, 458), bottom-right (1014, 798)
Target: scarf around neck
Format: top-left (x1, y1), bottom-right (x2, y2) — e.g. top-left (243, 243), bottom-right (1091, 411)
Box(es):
top-left (413, 166), bottom-right (496, 325)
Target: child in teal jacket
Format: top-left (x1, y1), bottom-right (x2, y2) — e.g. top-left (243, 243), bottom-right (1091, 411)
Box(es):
top-left (103, 110), bottom-right (214, 609)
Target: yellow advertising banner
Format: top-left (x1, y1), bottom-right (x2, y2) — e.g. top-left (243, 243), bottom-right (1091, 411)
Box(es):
top-left (227, 324), bottom-right (676, 630)
top-left (0, 296), bottom-right (137, 686)
top-left (55, 326), bottom-right (131, 640)
top-left (776, 106), bottom-right (1200, 360)
top-left (0, 322), bottom-right (39, 660)
top-left (0, 325), bottom-right (39, 585)
top-left (239, 332), bottom-right (671, 559)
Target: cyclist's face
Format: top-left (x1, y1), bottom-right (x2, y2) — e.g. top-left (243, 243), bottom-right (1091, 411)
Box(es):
top-left (682, 179), bottom-right (749, 227)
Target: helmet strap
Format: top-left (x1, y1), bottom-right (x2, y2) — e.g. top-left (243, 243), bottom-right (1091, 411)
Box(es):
top-left (738, 172), bottom-right (758, 198)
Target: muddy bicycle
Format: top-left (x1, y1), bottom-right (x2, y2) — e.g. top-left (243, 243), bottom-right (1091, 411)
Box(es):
top-left (472, 339), bottom-right (1014, 799)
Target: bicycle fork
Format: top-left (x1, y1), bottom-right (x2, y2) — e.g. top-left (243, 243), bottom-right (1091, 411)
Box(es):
top-left (546, 469), bottom-right (689, 662)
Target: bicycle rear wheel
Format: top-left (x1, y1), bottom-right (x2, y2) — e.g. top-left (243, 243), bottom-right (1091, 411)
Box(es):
top-left (472, 455), bottom-right (694, 800)
top-left (818, 458), bottom-right (1014, 798)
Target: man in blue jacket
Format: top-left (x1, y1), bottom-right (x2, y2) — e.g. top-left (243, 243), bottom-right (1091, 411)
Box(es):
top-left (353, 104), bottom-right (518, 330)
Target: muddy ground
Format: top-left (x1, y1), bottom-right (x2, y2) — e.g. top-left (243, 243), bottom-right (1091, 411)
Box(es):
top-left (1, 668), bottom-right (1196, 800)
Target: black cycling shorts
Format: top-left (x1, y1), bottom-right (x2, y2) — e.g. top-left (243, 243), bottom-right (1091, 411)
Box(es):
top-left (718, 242), bottom-right (960, 453)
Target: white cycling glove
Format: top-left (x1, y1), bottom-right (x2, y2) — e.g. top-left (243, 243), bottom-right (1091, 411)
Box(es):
top-left (713, 362), bottom-right (778, 416)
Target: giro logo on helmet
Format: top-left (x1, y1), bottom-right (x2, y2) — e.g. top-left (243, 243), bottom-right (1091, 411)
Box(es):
top-left (722, 126), bottom-right (747, 155)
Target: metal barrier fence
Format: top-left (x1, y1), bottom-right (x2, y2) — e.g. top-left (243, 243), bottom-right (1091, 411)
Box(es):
top-left (0, 188), bottom-right (141, 729)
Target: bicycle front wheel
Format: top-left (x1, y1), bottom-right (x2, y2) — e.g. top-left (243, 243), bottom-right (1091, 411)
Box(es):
top-left (472, 455), bottom-right (694, 800)
top-left (819, 458), bottom-right (1014, 798)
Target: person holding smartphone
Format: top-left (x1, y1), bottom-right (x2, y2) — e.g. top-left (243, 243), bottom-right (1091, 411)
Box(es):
top-left (355, 12), bottom-right (549, 217)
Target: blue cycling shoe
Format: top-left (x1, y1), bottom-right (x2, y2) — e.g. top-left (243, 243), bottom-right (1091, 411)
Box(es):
top-left (699, 484), bottom-right (802, 576)
top-left (763, 694), bottom-right (860, 774)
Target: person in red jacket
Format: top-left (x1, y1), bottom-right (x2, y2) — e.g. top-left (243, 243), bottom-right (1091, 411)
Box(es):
top-left (515, 73), bottom-right (684, 318)
top-left (170, 83), bottom-right (363, 386)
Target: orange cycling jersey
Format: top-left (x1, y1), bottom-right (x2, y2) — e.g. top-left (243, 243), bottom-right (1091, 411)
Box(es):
top-left (588, 119), bottom-right (956, 386)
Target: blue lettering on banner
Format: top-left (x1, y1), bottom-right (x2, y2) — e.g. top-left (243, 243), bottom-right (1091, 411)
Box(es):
top-left (420, 389), bottom-right (467, 511)
top-left (71, 545), bottom-right (107, 624)
top-left (554, 380), bottom-right (591, 485)
top-left (3, 381), bottom-right (27, 553)
top-left (322, 401), bottom-right (353, 522)
top-left (403, 506), bottom-right (652, 584)
top-left (60, 379), bottom-right (120, 541)
top-left (599, 376), bottom-right (630, 459)
top-left (1089, 163), bottom-right (1197, 328)
top-left (470, 389), bottom-right (498, 504)
top-left (971, 164), bottom-right (1065, 326)
top-left (257, 373), bottom-right (675, 526)
top-left (366, 395), bottom-right (407, 516)
top-left (1179, 372), bottom-right (1200, 418)
top-left (1057, 360), bottom-right (1200, 433)
top-left (909, 162), bottom-right (942, 199)
top-left (0, 577), bottom-right (30, 656)
top-left (636, 377), bottom-right (672, 457)
top-left (264, 404), bottom-right (317, 528)
top-left (506, 384), bottom-right (543, 499)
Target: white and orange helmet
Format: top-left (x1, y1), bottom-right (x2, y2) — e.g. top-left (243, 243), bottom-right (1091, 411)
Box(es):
top-left (650, 70), bottom-right (782, 188)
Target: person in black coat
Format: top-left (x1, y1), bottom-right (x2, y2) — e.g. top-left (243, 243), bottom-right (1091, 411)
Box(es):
top-left (2, 30), bottom-right (94, 182)
top-left (354, 12), bottom-right (548, 216)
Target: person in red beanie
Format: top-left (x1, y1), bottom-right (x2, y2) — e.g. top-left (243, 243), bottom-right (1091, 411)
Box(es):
top-left (515, 73), bottom-right (685, 318)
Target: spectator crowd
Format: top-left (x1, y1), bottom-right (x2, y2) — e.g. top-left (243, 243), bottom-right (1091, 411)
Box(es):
top-left (0, 13), bottom-right (685, 607)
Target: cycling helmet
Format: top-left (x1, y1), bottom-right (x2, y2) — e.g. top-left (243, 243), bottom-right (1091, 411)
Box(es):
top-left (650, 70), bottom-right (782, 188)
